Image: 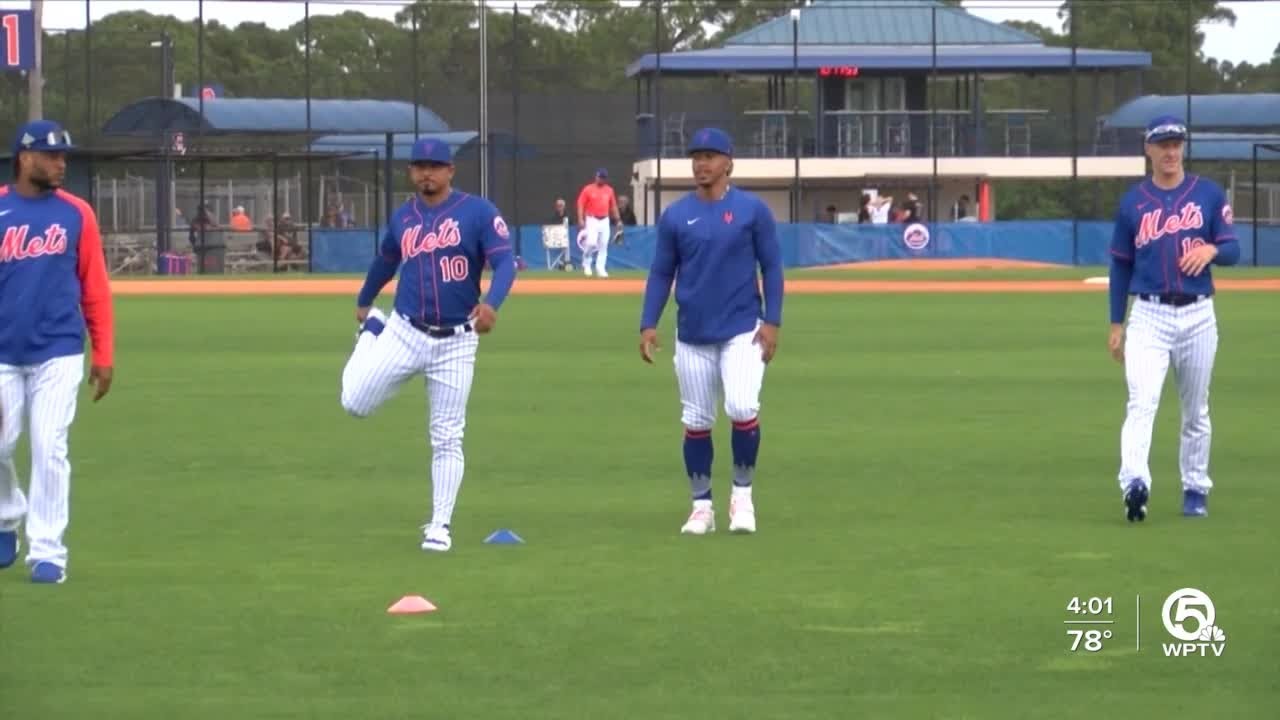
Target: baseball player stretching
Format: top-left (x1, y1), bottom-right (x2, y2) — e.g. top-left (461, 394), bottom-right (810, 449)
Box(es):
top-left (1109, 115), bottom-right (1240, 522)
top-left (0, 120), bottom-right (114, 583)
top-left (639, 127), bottom-right (784, 535)
top-left (340, 139), bottom-right (516, 552)
top-left (576, 168), bottom-right (620, 277)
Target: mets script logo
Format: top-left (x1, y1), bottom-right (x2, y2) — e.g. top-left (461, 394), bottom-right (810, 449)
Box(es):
top-left (401, 218), bottom-right (462, 258)
top-left (903, 223), bottom-right (930, 251)
top-left (0, 224), bottom-right (70, 263)
top-left (1136, 203), bottom-right (1204, 249)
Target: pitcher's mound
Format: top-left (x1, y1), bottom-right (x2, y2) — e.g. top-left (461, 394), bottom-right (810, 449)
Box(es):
top-left (819, 258), bottom-right (1066, 271)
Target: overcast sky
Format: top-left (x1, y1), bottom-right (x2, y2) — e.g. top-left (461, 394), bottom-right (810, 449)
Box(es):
top-left (1, 0), bottom-right (1272, 66)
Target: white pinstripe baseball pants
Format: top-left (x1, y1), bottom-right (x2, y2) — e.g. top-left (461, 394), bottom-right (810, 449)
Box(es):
top-left (0, 354), bottom-right (85, 569)
top-left (673, 324), bottom-right (766, 429)
top-left (1118, 296), bottom-right (1218, 494)
top-left (582, 216), bottom-right (610, 274)
top-left (341, 312), bottom-right (479, 527)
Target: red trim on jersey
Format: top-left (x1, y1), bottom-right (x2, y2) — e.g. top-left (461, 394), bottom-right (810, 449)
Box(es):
top-left (683, 428), bottom-right (711, 439)
top-left (732, 418), bottom-right (759, 431)
top-left (57, 189), bottom-right (114, 367)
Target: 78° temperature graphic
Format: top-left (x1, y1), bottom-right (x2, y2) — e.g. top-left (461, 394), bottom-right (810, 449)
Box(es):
top-left (1064, 596), bottom-right (1115, 653)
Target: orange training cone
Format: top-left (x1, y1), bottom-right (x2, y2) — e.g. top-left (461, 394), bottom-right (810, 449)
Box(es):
top-left (387, 595), bottom-right (438, 614)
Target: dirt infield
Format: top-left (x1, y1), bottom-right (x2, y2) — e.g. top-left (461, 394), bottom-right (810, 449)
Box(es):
top-left (111, 276), bottom-right (1280, 296)
top-left (816, 258), bottom-right (1067, 271)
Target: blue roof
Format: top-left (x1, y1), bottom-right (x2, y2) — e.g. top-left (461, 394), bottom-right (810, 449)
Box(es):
top-left (1186, 133), bottom-right (1280, 161)
top-left (101, 97), bottom-right (451, 135)
top-left (310, 132), bottom-right (478, 160)
top-left (309, 132), bottom-right (536, 161)
top-left (725, 0), bottom-right (1040, 46)
top-left (625, 44), bottom-right (1151, 77)
top-left (1103, 94), bottom-right (1280, 130)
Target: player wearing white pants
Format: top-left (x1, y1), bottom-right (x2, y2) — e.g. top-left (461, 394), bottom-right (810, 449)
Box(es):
top-left (1117, 297), bottom-right (1217, 498)
top-left (1108, 114), bottom-right (1239, 522)
top-left (0, 355), bottom-right (85, 571)
top-left (581, 215), bottom-right (611, 277)
top-left (342, 136), bottom-right (516, 552)
top-left (1, 119), bottom-right (115, 584)
top-left (341, 311), bottom-right (478, 537)
top-left (640, 127), bottom-right (785, 536)
top-left (576, 169), bottom-right (620, 277)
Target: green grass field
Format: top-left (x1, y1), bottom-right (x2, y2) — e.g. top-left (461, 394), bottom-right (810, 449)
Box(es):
top-left (2, 290), bottom-right (1277, 718)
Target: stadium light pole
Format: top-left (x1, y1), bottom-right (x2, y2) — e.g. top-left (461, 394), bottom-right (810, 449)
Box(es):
top-left (480, 0), bottom-right (489, 199)
top-left (791, 6), bottom-right (799, 222)
top-left (27, 0), bottom-right (43, 121)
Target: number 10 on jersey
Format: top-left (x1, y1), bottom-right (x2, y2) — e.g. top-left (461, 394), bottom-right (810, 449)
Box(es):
top-left (438, 256), bottom-right (468, 282)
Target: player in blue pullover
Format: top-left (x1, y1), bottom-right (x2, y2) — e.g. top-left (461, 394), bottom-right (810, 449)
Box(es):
top-left (639, 127), bottom-right (785, 536)
top-left (0, 120), bottom-right (114, 584)
top-left (1108, 115), bottom-right (1240, 522)
top-left (340, 138), bottom-right (516, 552)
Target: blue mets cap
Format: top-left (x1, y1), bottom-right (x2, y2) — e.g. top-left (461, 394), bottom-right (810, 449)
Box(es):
top-left (409, 137), bottom-right (452, 165)
top-left (1145, 115), bottom-right (1188, 144)
top-left (595, 167), bottom-right (608, 178)
top-left (687, 127), bottom-right (733, 157)
top-left (12, 119), bottom-right (74, 157)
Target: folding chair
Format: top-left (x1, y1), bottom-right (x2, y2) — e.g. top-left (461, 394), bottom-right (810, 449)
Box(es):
top-left (541, 222), bottom-right (572, 270)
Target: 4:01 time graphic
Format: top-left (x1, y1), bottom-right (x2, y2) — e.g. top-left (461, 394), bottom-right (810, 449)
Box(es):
top-left (1067, 596), bottom-right (1113, 615)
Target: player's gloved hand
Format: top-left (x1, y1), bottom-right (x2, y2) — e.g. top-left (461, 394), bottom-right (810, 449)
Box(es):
top-left (639, 328), bottom-right (660, 364)
top-left (355, 306), bottom-right (371, 323)
top-left (89, 365), bottom-right (113, 402)
top-left (470, 303), bottom-right (497, 334)
top-left (754, 323), bottom-right (779, 364)
top-left (611, 229), bottom-right (625, 246)
top-left (1178, 243), bottom-right (1218, 277)
top-left (1108, 324), bottom-right (1125, 363)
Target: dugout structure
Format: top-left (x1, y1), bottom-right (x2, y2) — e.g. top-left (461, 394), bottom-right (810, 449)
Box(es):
top-left (1, 144), bottom-right (379, 275)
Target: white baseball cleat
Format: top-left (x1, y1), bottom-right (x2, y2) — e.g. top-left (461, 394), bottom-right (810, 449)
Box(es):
top-left (729, 490), bottom-right (756, 534)
top-left (421, 523), bottom-right (452, 552)
top-left (680, 501), bottom-right (715, 535)
top-left (584, 266), bottom-right (593, 277)
top-left (597, 270), bottom-right (609, 278)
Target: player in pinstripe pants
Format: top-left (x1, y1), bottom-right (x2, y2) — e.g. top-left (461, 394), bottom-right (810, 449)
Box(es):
top-left (639, 127), bottom-right (784, 535)
top-left (0, 121), bottom-right (115, 584)
top-left (339, 139), bottom-right (516, 552)
top-left (1108, 116), bottom-right (1240, 522)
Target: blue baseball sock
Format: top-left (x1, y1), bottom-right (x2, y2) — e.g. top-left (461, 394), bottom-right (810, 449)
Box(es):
top-left (731, 417), bottom-right (760, 487)
top-left (683, 428), bottom-right (713, 500)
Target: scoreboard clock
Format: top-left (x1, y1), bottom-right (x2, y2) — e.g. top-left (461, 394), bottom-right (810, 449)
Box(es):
top-left (1, 9), bottom-right (35, 72)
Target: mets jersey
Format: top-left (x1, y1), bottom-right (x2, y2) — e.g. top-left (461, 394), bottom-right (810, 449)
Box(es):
top-left (0, 185), bottom-right (114, 367)
top-left (1108, 174), bottom-right (1241, 322)
top-left (641, 187), bottom-right (784, 345)
top-left (357, 190), bottom-right (516, 327)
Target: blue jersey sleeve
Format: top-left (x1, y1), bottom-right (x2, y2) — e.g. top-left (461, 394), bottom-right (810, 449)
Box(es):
top-left (1109, 201), bottom-right (1134, 261)
top-left (478, 204), bottom-right (516, 310)
top-left (640, 211), bottom-right (679, 331)
top-left (1108, 203), bottom-right (1134, 324)
top-left (752, 199), bottom-right (784, 327)
top-left (357, 219), bottom-right (403, 307)
top-left (1208, 188), bottom-right (1241, 266)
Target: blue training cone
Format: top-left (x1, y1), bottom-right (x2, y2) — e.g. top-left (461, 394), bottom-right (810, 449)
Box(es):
top-left (484, 529), bottom-right (524, 545)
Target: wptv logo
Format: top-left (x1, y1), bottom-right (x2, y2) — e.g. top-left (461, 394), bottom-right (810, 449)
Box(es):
top-left (1160, 588), bottom-right (1226, 658)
